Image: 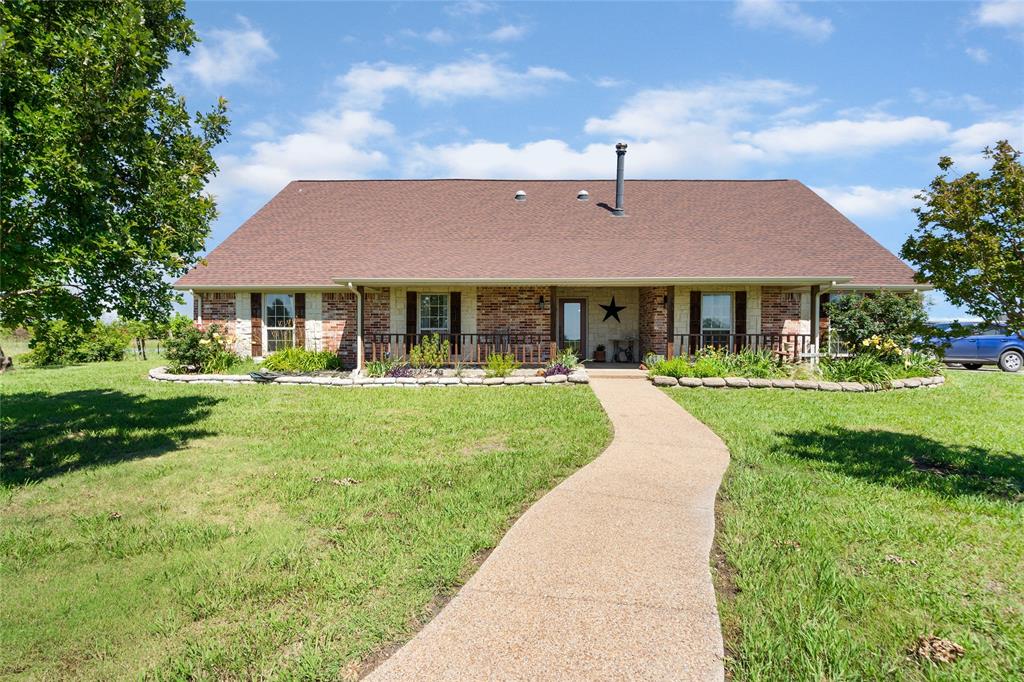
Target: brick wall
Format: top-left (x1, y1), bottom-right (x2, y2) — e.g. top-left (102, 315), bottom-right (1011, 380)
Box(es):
top-left (364, 289), bottom-right (390, 336)
top-left (198, 292), bottom-right (235, 336)
top-left (321, 288), bottom-right (391, 368)
top-left (761, 287), bottom-right (803, 335)
top-left (476, 286), bottom-right (551, 337)
top-left (638, 286), bottom-right (670, 357)
top-left (323, 292), bottom-right (357, 367)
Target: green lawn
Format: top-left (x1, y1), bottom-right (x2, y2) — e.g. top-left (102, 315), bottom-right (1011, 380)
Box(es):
top-left (668, 371), bottom-right (1024, 680)
top-left (1, 360), bottom-right (611, 679)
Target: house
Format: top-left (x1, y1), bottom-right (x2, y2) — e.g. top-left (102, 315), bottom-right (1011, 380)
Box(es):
top-left (175, 144), bottom-right (923, 369)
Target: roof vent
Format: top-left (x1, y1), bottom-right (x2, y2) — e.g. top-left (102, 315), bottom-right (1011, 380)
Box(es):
top-left (514, 190), bottom-right (527, 202)
top-left (576, 189), bottom-right (590, 201)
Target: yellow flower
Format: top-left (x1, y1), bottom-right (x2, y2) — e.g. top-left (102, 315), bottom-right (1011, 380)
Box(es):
top-left (199, 339), bottom-right (210, 345)
top-left (862, 339), bottom-right (871, 347)
top-left (213, 333), bottom-right (221, 339)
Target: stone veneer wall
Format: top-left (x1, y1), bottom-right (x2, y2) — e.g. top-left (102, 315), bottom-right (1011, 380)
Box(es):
top-left (197, 292), bottom-right (236, 336)
top-left (476, 286), bottom-right (552, 336)
top-left (761, 287), bottom-right (805, 335)
top-left (638, 286), bottom-right (670, 357)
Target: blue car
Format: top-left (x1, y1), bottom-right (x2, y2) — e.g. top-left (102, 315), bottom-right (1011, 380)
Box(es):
top-left (937, 325), bottom-right (1024, 372)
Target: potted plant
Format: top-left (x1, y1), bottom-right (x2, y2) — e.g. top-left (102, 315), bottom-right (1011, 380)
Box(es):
top-left (594, 344), bottom-right (606, 362)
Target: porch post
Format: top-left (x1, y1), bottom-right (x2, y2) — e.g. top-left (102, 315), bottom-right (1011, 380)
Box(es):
top-left (356, 285), bottom-right (365, 372)
top-left (809, 284), bottom-right (820, 352)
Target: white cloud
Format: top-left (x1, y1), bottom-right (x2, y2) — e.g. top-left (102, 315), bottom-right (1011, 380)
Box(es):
top-left (812, 185), bottom-right (921, 218)
top-left (945, 117), bottom-right (1024, 168)
top-left (976, 0), bottom-right (1024, 28)
top-left (185, 17), bottom-right (276, 88)
top-left (733, 0), bottom-right (834, 41)
top-left (444, 1), bottom-right (495, 17)
top-left (211, 110), bottom-right (393, 196)
top-left (965, 46), bottom-right (991, 63)
top-left (584, 80), bottom-right (808, 137)
top-left (592, 76), bottom-right (627, 88)
top-left (405, 80), bottom-right (994, 179)
top-left (337, 56), bottom-right (571, 108)
top-left (425, 28), bottom-right (455, 44)
top-left (739, 116), bottom-right (950, 156)
top-left (399, 28), bottom-right (455, 44)
top-left (240, 120), bottom-right (276, 138)
top-left (487, 24), bottom-right (528, 41)
top-left (909, 88), bottom-right (992, 113)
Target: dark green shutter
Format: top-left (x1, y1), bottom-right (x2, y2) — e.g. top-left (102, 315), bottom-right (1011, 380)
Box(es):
top-left (734, 291), bottom-right (747, 336)
top-left (251, 293), bottom-right (262, 357)
top-left (449, 291), bottom-right (461, 354)
top-left (689, 291), bottom-right (702, 336)
top-left (405, 291), bottom-right (417, 354)
top-left (295, 293), bottom-right (305, 348)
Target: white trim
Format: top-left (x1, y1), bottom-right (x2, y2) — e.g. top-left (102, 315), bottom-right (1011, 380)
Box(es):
top-left (418, 292), bottom-right (451, 334)
top-left (263, 292), bottom-right (296, 354)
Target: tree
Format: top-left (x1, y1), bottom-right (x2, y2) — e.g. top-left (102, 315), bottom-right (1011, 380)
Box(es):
top-left (824, 291), bottom-right (930, 348)
top-left (901, 141), bottom-right (1024, 340)
top-left (0, 0), bottom-right (229, 367)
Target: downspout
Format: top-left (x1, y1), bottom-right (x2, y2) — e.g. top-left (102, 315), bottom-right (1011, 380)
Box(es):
top-left (347, 282), bottom-right (364, 373)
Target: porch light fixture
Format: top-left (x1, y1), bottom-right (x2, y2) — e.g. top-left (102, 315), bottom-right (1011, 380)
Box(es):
top-left (537, 295), bottom-right (545, 310)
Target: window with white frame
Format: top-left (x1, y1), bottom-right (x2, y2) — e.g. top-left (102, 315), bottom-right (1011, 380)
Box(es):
top-left (265, 293), bottom-right (295, 352)
top-left (701, 293), bottom-right (733, 335)
top-left (419, 294), bottom-right (449, 333)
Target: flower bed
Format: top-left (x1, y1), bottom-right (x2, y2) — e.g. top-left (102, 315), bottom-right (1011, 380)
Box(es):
top-left (149, 366), bottom-right (589, 387)
top-left (650, 374), bottom-right (945, 391)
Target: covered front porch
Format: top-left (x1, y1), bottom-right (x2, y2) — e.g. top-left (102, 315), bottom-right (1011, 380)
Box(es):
top-left (350, 280), bottom-right (827, 369)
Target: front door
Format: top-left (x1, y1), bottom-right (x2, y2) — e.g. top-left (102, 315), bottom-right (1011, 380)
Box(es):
top-left (559, 299), bottom-right (586, 359)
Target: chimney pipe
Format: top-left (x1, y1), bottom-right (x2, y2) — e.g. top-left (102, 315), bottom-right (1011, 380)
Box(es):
top-left (613, 142), bottom-right (627, 216)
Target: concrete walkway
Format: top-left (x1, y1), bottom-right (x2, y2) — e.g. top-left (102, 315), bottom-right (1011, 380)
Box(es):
top-left (367, 377), bottom-right (731, 681)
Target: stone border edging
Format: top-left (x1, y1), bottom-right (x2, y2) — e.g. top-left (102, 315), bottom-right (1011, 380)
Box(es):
top-left (649, 374), bottom-right (945, 391)
top-left (148, 367), bottom-right (589, 387)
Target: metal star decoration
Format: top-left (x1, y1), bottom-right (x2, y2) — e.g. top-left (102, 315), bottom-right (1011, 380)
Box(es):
top-left (599, 296), bottom-right (626, 322)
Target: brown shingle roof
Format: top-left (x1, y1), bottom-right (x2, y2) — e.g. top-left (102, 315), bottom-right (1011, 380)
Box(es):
top-left (175, 179), bottom-right (918, 288)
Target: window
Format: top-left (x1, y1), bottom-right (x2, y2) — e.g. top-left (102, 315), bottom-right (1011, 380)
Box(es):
top-left (419, 294), bottom-right (449, 333)
top-left (265, 293), bottom-right (295, 353)
top-left (701, 293), bottom-right (732, 335)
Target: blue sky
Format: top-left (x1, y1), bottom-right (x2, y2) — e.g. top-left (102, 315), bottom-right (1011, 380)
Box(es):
top-left (173, 0), bottom-right (1024, 319)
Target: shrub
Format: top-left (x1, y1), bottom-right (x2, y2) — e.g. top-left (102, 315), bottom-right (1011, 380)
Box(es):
top-left (820, 354), bottom-right (893, 384)
top-left (164, 323), bottom-right (237, 374)
top-left (409, 333), bottom-right (450, 370)
top-left (544, 363), bottom-right (571, 377)
top-left (898, 350), bottom-right (944, 378)
top-left (550, 348), bottom-right (580, 370)
top-left (261, 347), bottom-right (341, 373)
top-left (485, 352), bottom-right (520, 378)
top-left (386, 363), bottom-right (415, 378)
top-left (648, 348), bottom-right (788, 379)
top-left (647, 356), bottom-right (693, 378)
top-left (722, 348), bottom-right (789, 378)
top-left (25, 320), bottom-right (130, 366)
top-left (363, 358), bottom-right (393, 378)
top-left (825, 292), bottom-right (929, 349)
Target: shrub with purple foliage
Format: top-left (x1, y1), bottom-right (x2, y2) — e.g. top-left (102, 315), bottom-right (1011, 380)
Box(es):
top-left (386, 364), bottom-right (414, 377)
top-left (544, 363), bottom-right (570, 377)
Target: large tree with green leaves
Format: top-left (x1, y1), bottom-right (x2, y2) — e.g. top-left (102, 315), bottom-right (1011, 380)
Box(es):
top-left (901, 140), bottom-right (1023, 339)
top-left (0, 0), bottom-right (228, 364)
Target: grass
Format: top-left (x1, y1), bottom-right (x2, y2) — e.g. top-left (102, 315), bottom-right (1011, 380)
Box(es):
top-left (666, 371), bottom-right (1024, 680)
top-left (1, 359), bottom-right (611, 679)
